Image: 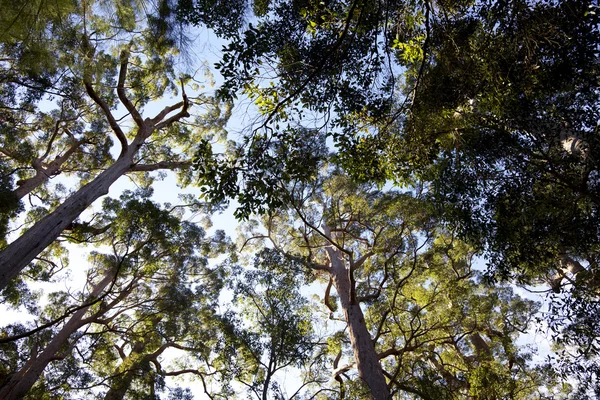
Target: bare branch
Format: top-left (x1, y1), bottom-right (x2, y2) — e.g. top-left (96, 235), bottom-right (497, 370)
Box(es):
top-left (332, 362), bottom-right (354, 378)
top-left (40, 117), bottom-right (63, 162)
top-left (150, 101), bottom-right (184, 125)
top-left (153, 80), bottom-right (190, 133)
top-left (350, 251), bottom-right (373, 271)
top-left (324, 276), bottom-right (336, 313)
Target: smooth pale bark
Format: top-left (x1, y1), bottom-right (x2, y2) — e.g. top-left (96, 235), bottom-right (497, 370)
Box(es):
top-left (324, 243), bottom-right (390, 400)
top-left (0, 268), bottom-right (116, 399)
top-left (0, 136), bottom-right (145, 290)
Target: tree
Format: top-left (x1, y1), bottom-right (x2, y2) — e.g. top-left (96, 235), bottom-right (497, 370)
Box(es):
top-left (177, 0), bottom-right (431, 216)
top-left (395, 1), bottom-right (600, 385)
top-left (0, 190), bottom-right (233, 399)
top-left (237, 172), bottom-right (559, 399)
top-left (0, 0), bottom-right (231, 291)
top-left (184, 0), bottom-right (600, 386)
top-left (200, 0), bottom-right (599, 284)
top-left (3, 0), bottom-right (597, 395)
top-left (229, 248), bottom-right (330, 400)
top-left (394, 0), bottom-right (600, 284)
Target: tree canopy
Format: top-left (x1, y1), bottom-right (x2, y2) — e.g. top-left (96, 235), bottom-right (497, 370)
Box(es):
top-left (1, 0), bottom-right (599, 398)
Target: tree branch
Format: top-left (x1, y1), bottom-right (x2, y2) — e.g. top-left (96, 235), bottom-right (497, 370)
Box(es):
top-left (350, 251), bottom-right (373, 271)
top-left (332, 362), bottom-right (354, 379)
top-left (117, 51), bottom-right (145, 129)
top-left (150, 101), bottom-right (184, 125)
top-left (153, 80), bottom-right (190, 133)
top-left (84, 80), bottom-right (129, 156)
top-left (129, 160), bottom-right (191, 172)
top-left (40, 117), bottom-right (63, 162)
top-left (324, 276), bottom-right (336, 313)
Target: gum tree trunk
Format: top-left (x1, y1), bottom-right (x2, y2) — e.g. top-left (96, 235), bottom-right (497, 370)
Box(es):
top-left (0, 137), bottom-right (145, 291)
top-left (0, 54), bottom-right (190, 292)
top-left (325, 244), bottom-right (390, 400)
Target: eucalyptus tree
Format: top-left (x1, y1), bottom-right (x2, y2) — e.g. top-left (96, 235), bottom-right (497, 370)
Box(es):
top-left (0, 190), bottom-right (233, 399)
top-left (237, 172), bottom-right (558, 399)
top-left (396, 1), bottom-right (600, 387)
top-left (0, 0), bottom-right (231, 291)
top-left (183, 0), bottom-right (600, 386)
top-left (0, 0), bottom-right (113, 204)
top-left (229, 248), bottom-right (330, 400)
top-left (181, 0), bottom-right (600, 287)
top-left (0, 0), bottom-right (83, 244)
top-left (187, 0), bottom-right (599, 285)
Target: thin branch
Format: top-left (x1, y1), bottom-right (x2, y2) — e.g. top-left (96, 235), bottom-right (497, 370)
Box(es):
top-left (259, 0), bottom-right (362, 127)
top-left (40, 116), bottom-right (63, 161)
top-left (350, 251), bottom-right (373, 271)
top-left (0, 258), bottom-right (127, 344)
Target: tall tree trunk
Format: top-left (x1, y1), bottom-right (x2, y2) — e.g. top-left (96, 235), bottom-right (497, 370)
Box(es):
top-left (326, 245), bottom-right (390, 400)
top-left (0, 55), bottom-right (190, 291)
top-left (0, 267), bottom-right (116, 399)
top-left (0, 136), bottom-right (144, 291)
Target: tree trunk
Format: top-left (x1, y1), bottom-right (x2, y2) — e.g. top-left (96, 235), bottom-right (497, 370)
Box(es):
top-left (0, 267), bottom-right (116, 399)
top-left (326, 245), bottom-right (390, 400)
top-left (15, 168), bottom-right (54, 200)
top-left (0, 137), bottom-right (144, 291)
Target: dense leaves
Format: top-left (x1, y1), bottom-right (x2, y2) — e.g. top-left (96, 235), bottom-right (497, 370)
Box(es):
top-left (0, 191), bottom-right (234, 399)
top-left (182, 0), bottom-right (600, 391)
top-left (1, 0), bottom-right (599, 398)
top-left (235, 171), bottom-right (562, 398)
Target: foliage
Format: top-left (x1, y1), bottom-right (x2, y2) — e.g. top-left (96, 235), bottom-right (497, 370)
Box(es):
top-left (0, 191), bottom-right (234, 399)
top-left (194, 126), bottom-right (328, 218)
top-left (0, 0), bottom-right (231, 293)
top-left (228, 248), bottom-right (327, 399)
top-left (236, 171), bottom-right (561, 398)
top-left (182, 0), bottom-right (600, 389)
top-left (399, 0), bottom-right (600, 283)
top-left (1, 0), bottom-right (598, 397)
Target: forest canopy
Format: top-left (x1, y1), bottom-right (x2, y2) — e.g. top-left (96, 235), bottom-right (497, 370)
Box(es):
top-left (0, 0), bottom-right (598, 399)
